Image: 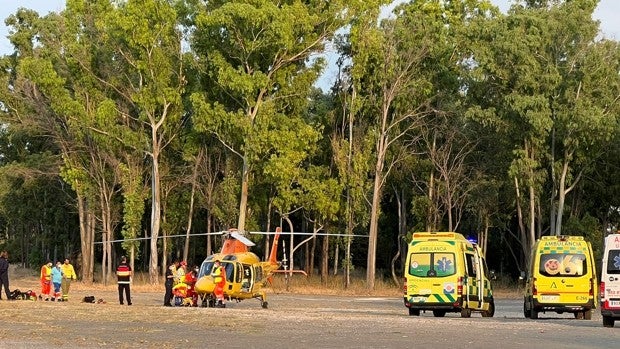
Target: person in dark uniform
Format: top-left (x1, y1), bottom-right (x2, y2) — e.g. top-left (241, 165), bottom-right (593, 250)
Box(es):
top-left (0, 251), bottom-right (10, 300)
top-left (163, 261), bottom-right (177, 306)
top-left (116, 256), bottom-right (132, 305)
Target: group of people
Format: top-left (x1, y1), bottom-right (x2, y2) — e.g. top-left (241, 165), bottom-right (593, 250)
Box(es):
top-left (39, 259), bottom-right (77, 302)
top-left (164, 260), bottom-right (199, 307)
top-left (0, 250), bottom-right (230, 309)
top-left (163, 259), bottom-right (226, 307)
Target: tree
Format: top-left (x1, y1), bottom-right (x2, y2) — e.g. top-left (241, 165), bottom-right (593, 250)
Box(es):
top-left (189, 0), bottom-right (378, 232)
top-left (95, 0), bottom-right (186, 283)
top-left (351, 0), bottom-right (493, 289)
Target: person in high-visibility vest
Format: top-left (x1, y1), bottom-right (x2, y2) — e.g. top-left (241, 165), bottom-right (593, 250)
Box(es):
top-left (40, 261), bottom-right (52, 301)
top-left (116, 256), bottom-right (132, 306)
top-left (60, 258), bottom-right (77, 302)
top-left (211, 260), bottom-right (226, 307)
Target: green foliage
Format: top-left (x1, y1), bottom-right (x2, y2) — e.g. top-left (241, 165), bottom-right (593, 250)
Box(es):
top-left (1, 0), bottom-right (620, 282)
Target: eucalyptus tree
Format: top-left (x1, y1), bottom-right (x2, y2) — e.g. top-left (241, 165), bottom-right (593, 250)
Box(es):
top-left (0, 7), bottom-right (118, 282)
top-left (466, 0), bottom-right (620, 263)
top-left (351, 0), bottom-right (496, 289)
top-left (188, 0), bottom-right (381, 233)
top-left (93, 0), bottom-right (186, 283)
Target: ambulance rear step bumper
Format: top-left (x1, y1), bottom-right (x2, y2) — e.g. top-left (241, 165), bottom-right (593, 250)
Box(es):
top-left (601, 309), bottom-right (620, 317)
top-left (533, 299), bottom-right (594, 312)
top-left (404, 298), bottom-right (461, 310)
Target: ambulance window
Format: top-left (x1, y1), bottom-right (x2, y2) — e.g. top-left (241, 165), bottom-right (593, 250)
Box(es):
top-left (409, 253), bottom-right (431, 277)
top-left (607, 250), bottom-right (620, 274)
top-left (539, 253), bottom-right (587, 277)
top-left (434, 253), bottom-right (455, 276)
top-left (465, 254), bottom-right (477, 277)
top-left (408, 253), bottom-right (455, 277)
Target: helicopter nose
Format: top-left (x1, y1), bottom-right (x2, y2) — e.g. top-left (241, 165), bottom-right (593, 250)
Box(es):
top-left (194, 276), bottom-right (215, 294)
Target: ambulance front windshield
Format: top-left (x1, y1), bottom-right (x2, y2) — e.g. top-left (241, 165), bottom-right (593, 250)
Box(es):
top-left (538, 253), bottom-right (587, 277)
top-left (607, 250), bottom-right (620, 274)
top-left (409, 253), bottom-right (456, 277)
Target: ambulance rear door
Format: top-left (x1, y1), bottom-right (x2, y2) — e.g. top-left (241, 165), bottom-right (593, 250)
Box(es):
top-left (603, 246), bottom-right (620, 309)
top-left (536, 252), bottom-right (590, 304)
top-left (464, 251), bottom-right (484, 309)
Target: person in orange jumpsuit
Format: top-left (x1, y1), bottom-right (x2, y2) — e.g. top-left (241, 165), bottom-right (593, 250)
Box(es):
top-left (211, 260), bottom-right (226, 307)
top-left (184, 268), bottom-right (197, 306)
top-left (40, 261), bottom-right (52, 301)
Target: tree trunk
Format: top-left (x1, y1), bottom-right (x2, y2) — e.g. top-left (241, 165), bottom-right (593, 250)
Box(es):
top-left (554, 157), bottom-right (570, 236)
top-left (184, 150), bottom-right (201, 262)
top-left (391, 186), bottom-right (404, 286)
top-left (333, 242), bottom-right (339, 276)
top-left (514, 176), bottom-right (528, 272)
top-left (309, 233), bottom-right (316, 276)
top-left (77, 193), bottom-right (94, 284)
top-left (321, 234), bottom-right (329, 284)
top-left (427, 134), bottom-right (437, 232)
top-left (237, 156), bottom-right (249, 231)
top-left (88, 210), bottom-right (95, 282)
top-left (149, 139), bottom-right (161, 284)
top-left (206, 214), bottom-right (212, 256)
top-left (367, 153), bottom-right (385, 290)
top-left (345, 237), bottom-right (351, 288)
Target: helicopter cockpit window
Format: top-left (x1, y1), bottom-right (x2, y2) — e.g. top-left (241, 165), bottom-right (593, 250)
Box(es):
top-left (199, 261), bottom-right (213, 278)
top-left (224, 262), bottom-right (234, 282)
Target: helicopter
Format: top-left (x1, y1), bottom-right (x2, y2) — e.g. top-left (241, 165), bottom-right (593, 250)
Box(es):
top-left (194, 228), bottom-right (281, 308)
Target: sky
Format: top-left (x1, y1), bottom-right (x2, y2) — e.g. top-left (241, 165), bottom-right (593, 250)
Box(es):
top-left (0, 0), bottom-right (618, 88)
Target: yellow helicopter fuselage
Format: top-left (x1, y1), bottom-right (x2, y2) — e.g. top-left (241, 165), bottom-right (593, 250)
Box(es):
top-left (194, 231), bottom-right (280, 308)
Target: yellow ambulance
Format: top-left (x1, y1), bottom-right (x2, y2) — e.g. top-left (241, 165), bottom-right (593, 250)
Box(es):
top-left (523, 235), bottom-right (597, 320)
top-left (403, 232), bottom-right (495, 317)
top-left (601, 234), bottom-right (620, 327)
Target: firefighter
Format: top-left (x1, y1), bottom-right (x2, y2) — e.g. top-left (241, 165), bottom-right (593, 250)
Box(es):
top-left (40, 261), bottom-right (52, 301)
top-left (60, 258), bottom-right (77, 302)
top-left (211, 260), bottom-right (226, 307)
top-left (116, 256), bottom-right (132, 306)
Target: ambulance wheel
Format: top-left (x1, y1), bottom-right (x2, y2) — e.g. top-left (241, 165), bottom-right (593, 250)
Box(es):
top-left (408, 308), bottom-right (420, 316)
top-left (482, 300), bottom-right (495, 318)
top-left (523, 300), bottom-right (530, 318)
top-left (603, 316), bottom-right (615, 328)
top-left (530, 306), bottom-right (539, 319)
top-left (460, 308), bottom-right (471, 318)
top-left (433, 310), bottom-right (446, 317)
top-left (583, 310), bottom-right (592, 320)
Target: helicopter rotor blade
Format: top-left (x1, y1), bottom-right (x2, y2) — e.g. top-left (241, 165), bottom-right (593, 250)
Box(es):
top-left (249, 231), bottom-right (367, 237)
top-left (230, 231), bottom-right (255, 247)
top-left (94, 231), bottom-right (225, 244)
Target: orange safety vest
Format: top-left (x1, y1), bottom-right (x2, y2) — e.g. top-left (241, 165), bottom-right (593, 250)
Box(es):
top-left (212, 266), bottom-right (225, 284)
top-left (40, 265), bottom-right (51, 281)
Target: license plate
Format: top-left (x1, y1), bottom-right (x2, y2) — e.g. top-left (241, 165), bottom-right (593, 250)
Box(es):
top-left (539, 295), bottom-right (559, 302)
top-left (610, 300), bottom-right (620, 307)
top-left (411, 296), bottom-right (428, 302)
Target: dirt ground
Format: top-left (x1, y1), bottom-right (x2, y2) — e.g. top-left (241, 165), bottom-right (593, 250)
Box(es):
top-left (0, 271), bottom-right (616, 349)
